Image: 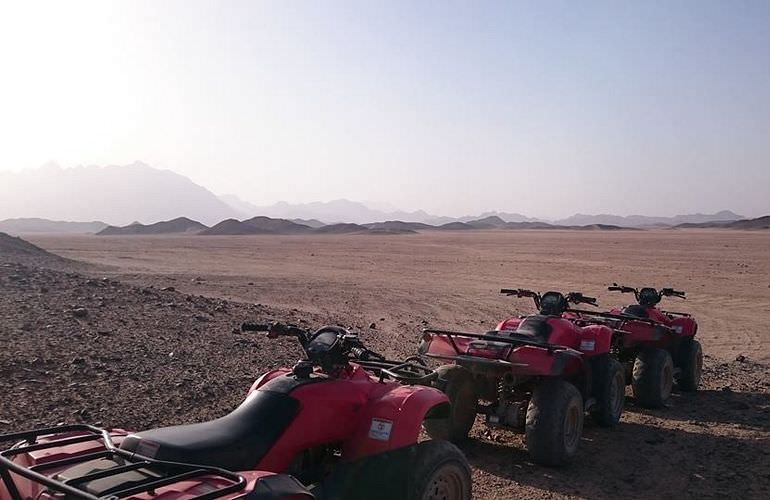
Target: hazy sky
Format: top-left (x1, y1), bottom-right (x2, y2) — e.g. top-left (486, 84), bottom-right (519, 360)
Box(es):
top-left (1, 1), bottom-right (768, 218)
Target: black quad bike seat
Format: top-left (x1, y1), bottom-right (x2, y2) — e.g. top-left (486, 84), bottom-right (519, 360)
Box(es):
top-left (120, 390), bottom-right (299, 471)
top-left (622, 305), bottom-right (650, 319)
top-left (514, 316), bottom-right (552, 343)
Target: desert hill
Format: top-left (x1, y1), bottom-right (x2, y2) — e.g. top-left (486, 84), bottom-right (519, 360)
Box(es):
top-left (437, 222), bottom-right (476, 230)
top-left (0, 232), bottom-right (54, 256)
top-left (729, 215), bottom-right (770, 229)
top-left (364, 221), bottom-right (434, 231)
top-left (291, 218), bottom-right (326, 228)
top-left (366, 228), bottom-right (417, 235)
top-left (0, 218), bottom-right (108, 235)
top-left (199, 219), bottom-right (271, 235)
top-left (98, 217), bottom-right (207, 235)
top-left (242, 216), bottom-right (313, 234)
top-left (313, 223), bottom-right (371, 234)
top-left (675, 215), bottom-right (770, 230)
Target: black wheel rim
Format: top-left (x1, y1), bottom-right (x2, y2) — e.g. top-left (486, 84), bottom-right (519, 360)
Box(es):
top-left (422, 463), bottom-right (466, 500)
top-left (610, 371), bottom-right (625, 419)
top-left (563, 403), bottom-right (582, 453)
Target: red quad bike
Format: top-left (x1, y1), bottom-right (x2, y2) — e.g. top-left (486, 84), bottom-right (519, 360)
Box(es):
top-left (577, 285), bottom-right (702, 408)
top-left (419, 289), bottom-right (627, 466)
top-left (0, 322), bottom-right (472, 500)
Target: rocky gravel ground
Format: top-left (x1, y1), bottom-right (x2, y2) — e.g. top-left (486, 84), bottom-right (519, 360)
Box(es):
top-left (1, 255), bottom-right (768, 499)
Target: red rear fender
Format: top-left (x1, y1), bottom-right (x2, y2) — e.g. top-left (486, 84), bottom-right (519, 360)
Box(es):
top-left (508, 345), bottom-right (583, 376)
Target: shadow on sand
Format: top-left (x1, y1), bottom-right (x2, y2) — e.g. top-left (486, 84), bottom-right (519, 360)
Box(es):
top-left (461, 393), bottom-right (769, 499)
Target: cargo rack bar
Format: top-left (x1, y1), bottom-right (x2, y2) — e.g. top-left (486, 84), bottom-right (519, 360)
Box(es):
top-left (422, 328), bottom-right (580, 355)
top-left (0, 424), bottom-right (246, 500)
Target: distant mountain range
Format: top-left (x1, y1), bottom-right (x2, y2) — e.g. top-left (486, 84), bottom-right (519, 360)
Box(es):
top-left (0, 162), bottom-right (239, 225)
top-left (4, 213), bottom-right (768, 237)
top-left (218, 196), bottom-right (443, 225)
top-left (0, 163), bottom-right (752, 231)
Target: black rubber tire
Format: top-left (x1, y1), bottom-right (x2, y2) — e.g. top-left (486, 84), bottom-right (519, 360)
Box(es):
top-left (589, 355), bottom-right (626, 427)
top-left (423, 365), bottom-right (478, 442)
top-left (406, 440), bottom-right (472, 500)
top-left (632, 348), bottom-right (674, 408)
top-left (676, 338), bottom-right (703, 392)
top-left (525, 379), bottom-right (584, 466)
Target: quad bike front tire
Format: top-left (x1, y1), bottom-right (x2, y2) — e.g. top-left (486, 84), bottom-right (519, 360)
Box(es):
top-left (589, 355), bottom-right (626, 427)
top-left (632, 348), bottom-right (674, 408)
top-left (525, 379), bottom-right (584, 466)
top-left (406, 440), bottom-right (472, 500)
top-left (676, 338), bottom-right (703, 392)
top-left (423, 365), bottom-right (477, 442)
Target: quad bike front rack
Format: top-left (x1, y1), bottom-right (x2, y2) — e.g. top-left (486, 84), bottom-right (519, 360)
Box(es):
top-left (0, 424), bottom-right (247, 500)
top-left (353, 356), bottom-right (439, 385)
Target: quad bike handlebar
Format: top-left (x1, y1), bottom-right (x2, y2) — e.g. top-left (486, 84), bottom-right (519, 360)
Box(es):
top-left (500, 288), bottom-right (598, 313)
top-left (607, 284), bottom-right (686, 305)
top-left (565, 292), bottom-right (598, 306)
top-left (240, 322), bottom-right (436, 385)
top-left (660, 288), bottom-right (686, 298)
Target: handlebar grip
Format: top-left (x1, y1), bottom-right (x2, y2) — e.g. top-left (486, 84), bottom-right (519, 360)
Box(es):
top-left (607, 286), bottom-right (622, 291)
top-left (241, 322), bottom-right (270, 332)
top-left (500, 288), bottom-right (517, 294)
top-left (583, 296), bottom-right (598, 304)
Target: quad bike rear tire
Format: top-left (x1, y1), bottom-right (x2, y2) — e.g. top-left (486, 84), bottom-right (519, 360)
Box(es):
top-left (632, 348), bottom-right (673, 408)
top-left (525, 379), bottom-right (584, 466)
top-left (676, 338), bottom-right (703, 392)
top-left (407, 440), bottom-right (472, 500)
top-left (589, 355), bottom-right (625, 427)
top-left (423, 365), bottom-right (477, 442)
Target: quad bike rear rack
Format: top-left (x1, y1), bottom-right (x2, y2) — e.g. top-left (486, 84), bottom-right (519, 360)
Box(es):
top-left (421, 328), bottom-right (582, 357)
top-left (0, 424), bottom-right (247, 500)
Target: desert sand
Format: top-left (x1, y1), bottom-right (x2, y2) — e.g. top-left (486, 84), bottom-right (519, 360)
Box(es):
top-left (27, 229), bottom-right (770, 363)
top-left (3, 229), bottom-right (769, 498)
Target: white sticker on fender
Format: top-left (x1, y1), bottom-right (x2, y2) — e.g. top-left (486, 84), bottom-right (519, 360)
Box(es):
top-left (580, 340), bottom-right (595, 351)
top-left (368, 418), bottom-right (393, 441)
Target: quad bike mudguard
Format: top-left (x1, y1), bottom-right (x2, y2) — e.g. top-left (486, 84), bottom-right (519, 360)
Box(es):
top-left (246, 364), bottom-right (449, 468)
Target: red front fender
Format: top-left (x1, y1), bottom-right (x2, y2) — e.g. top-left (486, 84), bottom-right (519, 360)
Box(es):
top-left (343, 385), bottom-right (449, 460)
